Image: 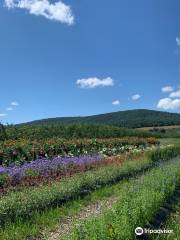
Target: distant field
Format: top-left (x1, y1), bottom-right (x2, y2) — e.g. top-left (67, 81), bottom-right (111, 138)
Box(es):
top-left (136, 125), bottom-right (180, 130)
top-left (160, 138), bottom-right (180, 146)
top-left (136, 125), bottom-right (180, 138)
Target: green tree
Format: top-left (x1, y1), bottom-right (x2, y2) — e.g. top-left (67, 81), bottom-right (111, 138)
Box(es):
top-left (0, 123), bottom-right (7, 141)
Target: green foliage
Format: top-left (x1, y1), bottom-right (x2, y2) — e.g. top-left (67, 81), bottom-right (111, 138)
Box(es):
top-left (0, 158), bottom-right (150, 226)
top-left (24, 169), bottom-right (39, 178)
top-left (17, 109), bottom-right (180, 129)
top-left (0, 173), bottom-right (9, 187)
top-left (0, 123), bottom-right (7, 142)
top-left (5, 123), bottom-right (153, 140)
top-left (160, 137), bottom-right (180, 146)
top-left (148, 146), bottom-right (180, 162)
top-left (0, 146), bottom-right (179, 226)
top-left (157, 198), bottom-right (180, 240)
top-left (0, 137), bottom-right (158, 166)
top-left (148, 126), bottom-right (180, 138)
top-left (63, 160), bottom-right (180, 240)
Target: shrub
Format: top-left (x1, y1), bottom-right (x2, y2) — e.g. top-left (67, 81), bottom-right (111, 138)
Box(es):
top-left (0, 173), bottom-right (9, 187)
top-left (149, 146), bottom-right (180, 162)
top-left (24, 169), bottom-right (39, 178)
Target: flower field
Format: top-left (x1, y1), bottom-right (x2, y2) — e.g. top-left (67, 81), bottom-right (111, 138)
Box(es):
top-left (1, 1), bottom-right (179, 239)
top-left (0, 137), bottom-right (157, 192)
top-left (0, 155), bottom-right (104, 190)
top-left (0, 135), bottom-right (179, 240)
top-left (0, 137), bottom-right (158, 166)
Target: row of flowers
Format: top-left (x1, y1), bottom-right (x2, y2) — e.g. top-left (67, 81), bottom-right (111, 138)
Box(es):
top-left (0, 137), bottom-right (159, 166)
top-left (0, 155), bottom-right (103, 188)
top-left (0, 148), bottom-right (150, 192)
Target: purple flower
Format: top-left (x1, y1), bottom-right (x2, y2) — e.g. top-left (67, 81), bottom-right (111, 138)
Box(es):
top-left (0, 155), bottom-right (103, 183)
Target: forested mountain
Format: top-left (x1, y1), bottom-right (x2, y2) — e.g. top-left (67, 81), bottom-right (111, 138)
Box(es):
top-left (22, 109), bottom-right (180, 128)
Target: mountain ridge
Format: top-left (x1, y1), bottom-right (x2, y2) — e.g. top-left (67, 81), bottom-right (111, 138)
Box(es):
top-left (20, 109), bottom-right (180, 129)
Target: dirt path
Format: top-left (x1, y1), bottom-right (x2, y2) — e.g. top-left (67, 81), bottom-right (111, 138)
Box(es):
top-left (46, 197), bottom-right (117, 240)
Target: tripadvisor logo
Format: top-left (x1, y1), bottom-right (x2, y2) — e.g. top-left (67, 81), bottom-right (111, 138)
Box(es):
top-left (135, 227), bottom-right (173, 236)
top-left (135, 227), bottom-right (144, 236)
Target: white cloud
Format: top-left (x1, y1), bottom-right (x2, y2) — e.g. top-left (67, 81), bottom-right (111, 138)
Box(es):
top-left (161, 86), bottom-right (174, 93)
top-left (0, 113), bottom-right (7, 117)
top-left (157, 98), bottom-right (180, 110)
top-left (6, 107), bottom-right (13, 111)
top-left (11, 101), bottom-right (19, 106)
top-left (176, 37), bottom-right (180, 47)
top-left (112, 100), bottom-right (120, 105)
top-left (169, 90), bottom-right (180, 98)
top-left (76, 77), bottom-right (114, 89)
top-left (131, 94), bottom-right (141, 101)
top-left (4, 0), bottom-right (74, 25)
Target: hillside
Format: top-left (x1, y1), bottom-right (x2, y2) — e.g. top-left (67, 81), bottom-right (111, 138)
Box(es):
top-left (22, 109), bottom-right (180, 129)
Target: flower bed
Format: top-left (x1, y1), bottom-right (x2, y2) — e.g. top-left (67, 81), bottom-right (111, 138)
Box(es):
top-left (0, 151), bottom-right (148, 192)
top-left (0, 155), bottom-right (103, 188)
top-left (0, 146), bottom-right (179, 226)
top-left (0, 137), bottom-right (159, 166)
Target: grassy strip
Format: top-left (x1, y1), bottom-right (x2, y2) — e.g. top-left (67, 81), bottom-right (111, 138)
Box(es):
top-left (60, 159), bottom-right (180, 240)
top-left (0, 158), bottom-right (150, 226)
top-left (152, 197), bottom-right (180, 240)
top-left (1, 158), bottom-right (177, 240)
top-left (0, 179), bottom-right (130, 240)
top-left (0, 146), bottom-right (179, 226)
top-left (0, 156), bottom-right (150, 240)
top-left (160, 138), bottom-right (180, 146)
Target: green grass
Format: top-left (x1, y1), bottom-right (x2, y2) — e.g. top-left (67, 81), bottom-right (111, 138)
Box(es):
top-left (0, 146), bottom-right (179, 240)
top-left (160, 138), bottom-right (180, 146)
top-left (0, 154), bottom-right (154, 240)
top-left (61, 159), bottom-right (180, 240)
top-left (0, 179), bottom-right (130, 240)
top-left (0, 156), bottom-right (179, 240)
top-left (0, 157), bottom-right (150, 226)
top-left (148, 146), bottom-right (180, 162)
top-left (137, 125), bottom-right (180, 130)
top-left (152, 197), bottom-right (180, 240)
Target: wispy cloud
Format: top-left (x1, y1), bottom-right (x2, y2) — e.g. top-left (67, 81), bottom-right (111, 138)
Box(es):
top-left (4, 0), bottom-right (74, 25)
top-left (169, 90), bottom-right (180, 98)
top-left (76, 77), bottom-right (114, 89)
top-left (112, 100), bottom-right (120, 105)
top-left (161, 86), bottom-right (174, 93)
top-left (157, 98), bottom-right (180, 110)
top-left (176, 37), bottom-right (180, 47)
top-left (131, 94), bottom-right (141, 101)
top-left (6, 107), bottom-right (13, 111)
top-left (11, 101), bottom-right (19, 106)
top-left (0, 113), bottom-right (7, 117)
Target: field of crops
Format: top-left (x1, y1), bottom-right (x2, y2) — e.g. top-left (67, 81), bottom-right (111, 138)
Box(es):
top-left (160, 137), bottom-right (180, 146)
top-left (0, 133), bottom-right (180, 240)
top-left (0, 137), bottom-right (158, 165)
top-left (1, 0), bottom-right (180, 238)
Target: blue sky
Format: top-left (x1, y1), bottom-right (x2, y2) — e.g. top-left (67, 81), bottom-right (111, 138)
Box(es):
top-left (0, 0), bottom-right (180, 124)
